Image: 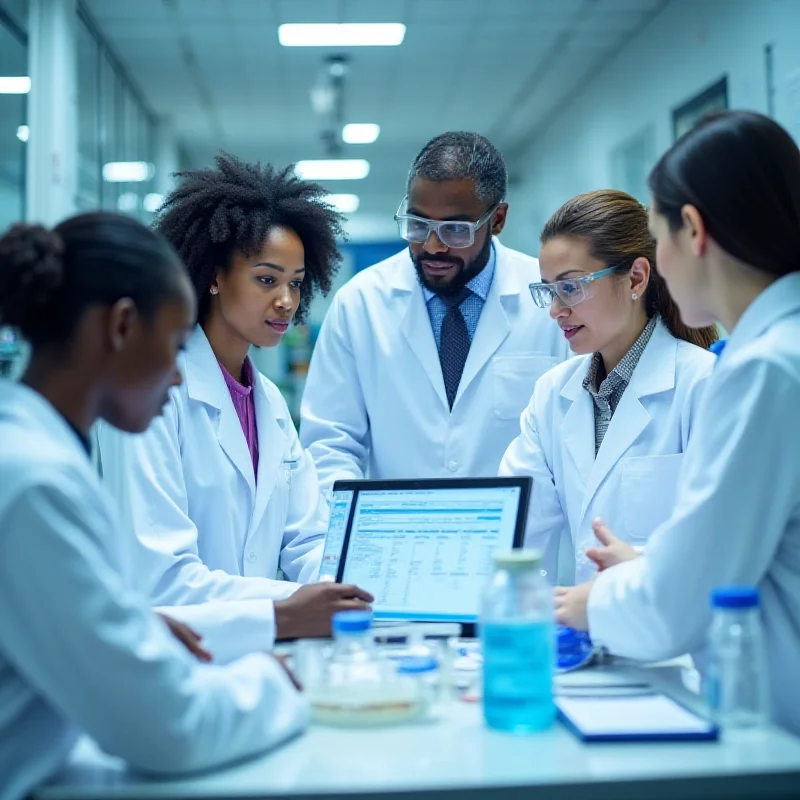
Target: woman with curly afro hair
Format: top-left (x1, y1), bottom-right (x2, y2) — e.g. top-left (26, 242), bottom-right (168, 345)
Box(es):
top-left (97, 153), bottom-right (372, 659)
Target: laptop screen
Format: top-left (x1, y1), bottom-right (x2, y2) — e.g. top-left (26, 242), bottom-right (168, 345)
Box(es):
top-left (318, 488), bottom-right (356, 582)
top-left (333, 481), bottom-right (528, 623)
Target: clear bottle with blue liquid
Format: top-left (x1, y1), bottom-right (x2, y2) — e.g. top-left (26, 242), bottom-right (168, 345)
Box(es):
top-left (480, 550), bottom-right (555, 733)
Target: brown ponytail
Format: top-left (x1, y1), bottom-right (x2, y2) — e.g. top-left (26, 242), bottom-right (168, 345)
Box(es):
top-left (540, 189), bottom-right (718, 349)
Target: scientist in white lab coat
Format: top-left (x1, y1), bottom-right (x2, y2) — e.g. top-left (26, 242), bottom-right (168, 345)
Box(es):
top-left (97, 154), bottom-right (372, 651)
top-left (0, 213), bottom-right (309, 800)
top-left (500, 190), bottom-right (717, 583)
top-left (554, 111), bottom-right (800, 735)
top-left (300, 132), bottom-right (570, 492)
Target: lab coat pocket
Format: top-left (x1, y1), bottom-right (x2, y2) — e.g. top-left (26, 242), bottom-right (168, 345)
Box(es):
top-left (492, 354), bottom-right (557, 420)
top-left (621, 453), bottom-right (683, 543)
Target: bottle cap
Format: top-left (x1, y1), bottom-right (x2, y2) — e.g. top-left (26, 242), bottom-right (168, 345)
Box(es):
top-left (711, 586), bottom-right (759, 609)
top-left (492, 549), bottom-right (543, 570)
top-left (396, 656), bottom-right (438, 674)
top-left (332, 610), bottom-right (372, 633)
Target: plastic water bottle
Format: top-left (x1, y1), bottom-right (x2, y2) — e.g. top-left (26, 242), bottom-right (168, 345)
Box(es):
top-left (706, 586), bottom-right (769, 731)
top-left (480, 550), bottom-right (555, 733)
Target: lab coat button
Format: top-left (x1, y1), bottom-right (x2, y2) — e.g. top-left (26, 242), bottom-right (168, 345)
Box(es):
top-left (248, 552), bottom-right (257, 563)
top-left (448, 461), bottom-right (459, 472)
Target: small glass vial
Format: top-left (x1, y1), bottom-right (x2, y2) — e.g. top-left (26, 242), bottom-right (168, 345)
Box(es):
top-left (396, 656), bottom-right (440, 711)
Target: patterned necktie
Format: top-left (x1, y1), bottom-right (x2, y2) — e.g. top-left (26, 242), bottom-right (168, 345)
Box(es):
top-left (438, 287), bottom-right (472, 410)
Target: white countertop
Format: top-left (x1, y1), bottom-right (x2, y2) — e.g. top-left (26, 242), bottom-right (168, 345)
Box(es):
top-left (35, 661), bottom-right (800, 800)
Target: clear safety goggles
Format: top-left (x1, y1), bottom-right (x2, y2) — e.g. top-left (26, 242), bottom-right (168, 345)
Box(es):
top-left (529, 264), bottom-right (629, 309)
top-left (394, 197), bottom-right (499, 249)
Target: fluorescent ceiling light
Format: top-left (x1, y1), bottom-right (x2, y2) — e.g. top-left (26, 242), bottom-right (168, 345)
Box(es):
top-left (16, 125), bottom-right (29, 143)
top-left (102, 161), bottom-right (154, 182)
top-left (0, 77), bottom-right (31, 94)
top-left (295, 159), bottom-right (370, 181)
top-left (143, 193), bottom-right (164, 213)
top-left (326, 194), bottom-right (360, 214)
top-left (279, 23), bottom-right (405, 47)
top-left (117, 192), bottom-right (139, 212)
top-left (342, 123), bottom-right (380, 144)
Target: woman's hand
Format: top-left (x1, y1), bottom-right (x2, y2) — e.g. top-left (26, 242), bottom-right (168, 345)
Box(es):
top-left (554, 583), bottom-right (592, 631)
top-left (586, 518), bottom-right (640, 571)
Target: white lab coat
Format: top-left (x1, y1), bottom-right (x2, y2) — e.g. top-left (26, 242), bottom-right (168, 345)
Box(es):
top-left (500, 319), bottom-right (715, 583)
top-left (587, 273), bottom-right (800, 735)
top-left (300, 240), bottom-right (570, 492)
top-left (96, 327), bottom-right (329, 655)
top-left (0, 382), bottom-right (308, 800)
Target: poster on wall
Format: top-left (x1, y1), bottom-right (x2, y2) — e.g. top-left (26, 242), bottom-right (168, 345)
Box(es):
top-left (672, 77), bottom-right (729, 141)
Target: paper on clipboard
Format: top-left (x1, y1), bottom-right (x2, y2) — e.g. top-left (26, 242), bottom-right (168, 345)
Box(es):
top-left (557, 693), bottom-right (716, 738)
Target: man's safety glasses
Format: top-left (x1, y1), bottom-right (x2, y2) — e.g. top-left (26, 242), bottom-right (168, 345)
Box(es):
top-left (394, 197), bottom-right (499, 249)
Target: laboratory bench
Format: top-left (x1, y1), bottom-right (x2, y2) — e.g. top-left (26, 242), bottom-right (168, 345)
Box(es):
top-left (34, 658), bottom-right (800, 800)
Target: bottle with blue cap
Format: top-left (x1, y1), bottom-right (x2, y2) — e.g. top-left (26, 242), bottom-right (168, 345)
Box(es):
top-left (480, 550), bottom-right (555, 733)
top-left (706, 586), bottom-right (769, 731)
top-left (330, 609), bottom-right (377, 678)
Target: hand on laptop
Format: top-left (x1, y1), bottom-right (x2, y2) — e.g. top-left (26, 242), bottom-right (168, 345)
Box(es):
top-left (274, 583), bottom-right (374, 639)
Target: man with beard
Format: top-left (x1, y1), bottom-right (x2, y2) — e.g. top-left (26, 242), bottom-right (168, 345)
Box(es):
top-left (300, 132), bottom-right (569, 493)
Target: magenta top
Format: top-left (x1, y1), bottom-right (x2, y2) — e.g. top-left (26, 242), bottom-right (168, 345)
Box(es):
top-left (218, 357), bottom-right (259, 479)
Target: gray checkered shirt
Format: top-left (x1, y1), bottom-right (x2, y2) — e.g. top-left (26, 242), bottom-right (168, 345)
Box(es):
top-left (582, 315), bottom-right (658, 455)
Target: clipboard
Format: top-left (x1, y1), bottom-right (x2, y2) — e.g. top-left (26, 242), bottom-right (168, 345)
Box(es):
top-left (556, 692), bottom-right (719, 742)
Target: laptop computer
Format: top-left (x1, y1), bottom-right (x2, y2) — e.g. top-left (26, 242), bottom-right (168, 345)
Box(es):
top-left (317, 477), bottom-right (532, 625)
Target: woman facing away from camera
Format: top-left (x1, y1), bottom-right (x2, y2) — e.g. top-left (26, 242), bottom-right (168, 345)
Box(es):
top-left (554, 111), bottom-right (800, 735)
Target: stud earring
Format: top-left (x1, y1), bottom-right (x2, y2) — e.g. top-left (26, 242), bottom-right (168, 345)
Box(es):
top-left (631, 292), bottom-right (638, 300)
top-left (210, 286), bottom-right (219, 295)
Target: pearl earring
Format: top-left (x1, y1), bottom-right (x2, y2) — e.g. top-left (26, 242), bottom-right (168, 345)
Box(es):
top-left (210, 286), bottom-right (219, 295)
top-left (632, 292), bottom-right (638, 300)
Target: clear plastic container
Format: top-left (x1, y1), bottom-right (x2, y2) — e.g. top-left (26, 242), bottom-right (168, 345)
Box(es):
top-left (706, 586), bottom-right (769, 732)
top-left (306, 611), bottom-right (425, 727)
top-left (396, 656), bottom-right (440, 709)
top-left (480, 550), bottom-right (555, 733)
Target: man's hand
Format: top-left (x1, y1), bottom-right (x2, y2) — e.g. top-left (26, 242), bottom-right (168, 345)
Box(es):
top-left (586, 518), bottom-right (640, 571)
top-left (157, 612), bottom-right (213, 662)
top-left (554, 583), bottom-right (592, 631)
top-left (274, 583), bottom-right (374, 639)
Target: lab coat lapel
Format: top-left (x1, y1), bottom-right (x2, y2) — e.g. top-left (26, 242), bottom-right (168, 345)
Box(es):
top-left (393, 255), bottom-right (449, 410)
top-left (560, 365), bottom-right (595, 496)
top-left (454, 241), bottom-right (513, 406)
top-left (250, 378), bottom-right (286, 535)
top-left (183, 327), bottom-right (255, 500)
top-left (579, 321), bottom-right (676, 522)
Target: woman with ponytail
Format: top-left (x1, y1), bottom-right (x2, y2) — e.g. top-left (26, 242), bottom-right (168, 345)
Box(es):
top-left (554, 112), bottom-right (800, 736)
top-left (500, 189), bottom-right (717, 583)
top-left (0, 213), bottom-right (308, 800)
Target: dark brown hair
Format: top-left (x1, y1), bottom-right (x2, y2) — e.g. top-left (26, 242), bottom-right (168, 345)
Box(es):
top-left (540, 189), bottom-right (718, 349)
top-left (0, 212), bottom-right (185, 348)
top-left (649, 110), bottom-right (800, 279)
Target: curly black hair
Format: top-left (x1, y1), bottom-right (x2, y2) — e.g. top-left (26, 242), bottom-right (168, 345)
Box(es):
top-left (154, 152), bottom-right (345, 325)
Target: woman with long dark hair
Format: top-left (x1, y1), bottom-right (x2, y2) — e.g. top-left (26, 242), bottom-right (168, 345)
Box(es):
top-left (555, 111), bottom-right (800, 735)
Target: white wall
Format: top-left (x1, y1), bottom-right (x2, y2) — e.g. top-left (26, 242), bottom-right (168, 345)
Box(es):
top-left (502, 0), bottom-right (800, 257)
